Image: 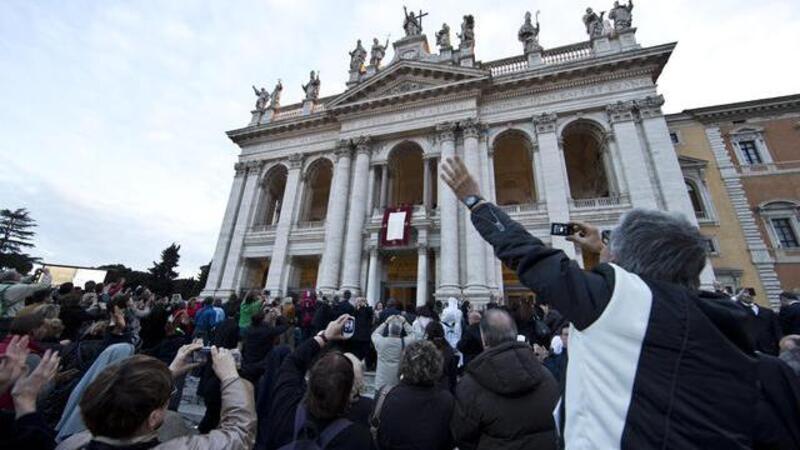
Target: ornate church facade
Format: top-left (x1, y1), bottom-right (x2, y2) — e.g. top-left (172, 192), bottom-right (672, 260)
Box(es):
top-left (202, 5), bottom-right (712, 306)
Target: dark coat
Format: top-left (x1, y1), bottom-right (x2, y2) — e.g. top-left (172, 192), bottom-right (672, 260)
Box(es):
top-left (738, 301), bottom-right (783, 356)
top-left (451, 341), bottom-right (558, 450)
top-left (266, 338), bottom-right (374, 450)
top-left (456, 323), bottom-right (483, 368)
top-left (58, 306), bottom-right (95, 342)
top-left (780, 302), bottom-right (800, 336)
top-left (437, 342), bottom-right (459, 393)
top-left (352, 305), bottom-right (374, 342)
top-left (753, 354), bottom-right (800, 450)
top-left (377, 383), bottom-right (455, 450)
top-left (543, 350), bottom-right (568, 389)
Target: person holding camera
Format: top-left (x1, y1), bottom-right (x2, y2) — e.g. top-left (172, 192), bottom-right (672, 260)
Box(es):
top-left (441, 156), bottom-right (767, 448)
top-left (265, 314), bottom-right (374, 450)
top-left (371, 314), bottom-right (416, 392)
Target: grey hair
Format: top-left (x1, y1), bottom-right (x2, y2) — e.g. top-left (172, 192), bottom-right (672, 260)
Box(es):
top-left (387, 321), bottom-right (404, 337)
top-left (609, 209), bottom-right (706, 290)
top-left (398, 340), bottom-right (443, 386)
top-left (479, 308), bottom-right (518, 348)
top-left (0, 270), bottom-right (20, 283)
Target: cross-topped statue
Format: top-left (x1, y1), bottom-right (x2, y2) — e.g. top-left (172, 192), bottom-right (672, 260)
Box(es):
top-left (402, 6), bottom-right (428, 37)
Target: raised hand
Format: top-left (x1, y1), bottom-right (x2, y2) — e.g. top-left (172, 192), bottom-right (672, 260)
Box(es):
top-left (0, 335), bottom-right (30, 393)
top-left (440, 156), bottom-right (482, 201)
top-left (168, 340), bottom-right (204, 377)
top-left (565, 221), bottom-right (605, 255)
top-left (210, 347), bottom-right (238, 382)
top-left (12, 349), bottom-right (60, 418)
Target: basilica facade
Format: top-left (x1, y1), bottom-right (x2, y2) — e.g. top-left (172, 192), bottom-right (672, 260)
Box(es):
top-left (201, 6), bottom-right (712, 306)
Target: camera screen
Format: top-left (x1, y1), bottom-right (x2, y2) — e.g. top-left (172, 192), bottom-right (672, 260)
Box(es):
top-left (550, 223), bottom-right (573, 236)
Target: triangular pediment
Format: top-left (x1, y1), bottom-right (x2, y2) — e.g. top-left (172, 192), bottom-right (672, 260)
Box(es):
top-left (327, 60), bottom-right (488, 109)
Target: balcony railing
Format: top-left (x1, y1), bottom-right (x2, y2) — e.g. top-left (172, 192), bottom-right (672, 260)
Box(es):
top-left (484, 40), bottom-right (594, 77)
top-left (570, 195), bottom-right (625, 209)
top-left (296, 220), bottom-right (325, 229)
top-left (485, 55), bottom-right (528, 76)
top-left (541, 41), bottom-right (593, 65)
top-left (251, 224), bottom-right (277, 232)
top-left (497, 202), bottom-right (541, 213)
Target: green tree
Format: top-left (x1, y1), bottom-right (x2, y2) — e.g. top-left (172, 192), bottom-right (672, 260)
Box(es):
top-left (148, 243), bottom-right (181, 295)
top-left (0, 208), bottom-right (40, 273)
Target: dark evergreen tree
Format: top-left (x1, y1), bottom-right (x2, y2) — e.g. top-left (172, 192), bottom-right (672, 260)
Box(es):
top-left (148, 243), bottom-right (181, 295)
top-left (0, 208), bottom-right (40, 273)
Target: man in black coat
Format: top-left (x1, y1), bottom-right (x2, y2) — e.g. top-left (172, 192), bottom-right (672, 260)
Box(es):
top-left (779, 291), bottom-right (800, 336)
top-left (737, 289), bottom-right (783, 356)
top-left (457, 311), bottom-right (483, 370)
top-left (348, 297), bottom-right (373, 360)
top-left (451, 308), bottom-right (559, 450)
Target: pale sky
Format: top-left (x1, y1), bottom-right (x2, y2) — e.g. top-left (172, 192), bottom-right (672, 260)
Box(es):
top-left (1, 0), bottom-right (798, 277)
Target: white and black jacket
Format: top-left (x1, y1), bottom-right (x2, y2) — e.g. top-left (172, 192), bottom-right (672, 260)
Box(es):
top-left (471, 203), bottom-right (758, 449)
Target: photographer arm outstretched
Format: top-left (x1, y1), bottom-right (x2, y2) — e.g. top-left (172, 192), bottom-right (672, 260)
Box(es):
top-left (440, 156), bottom-right (613, 330)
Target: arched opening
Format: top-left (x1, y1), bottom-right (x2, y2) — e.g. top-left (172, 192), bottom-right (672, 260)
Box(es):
top-left (388, 142), bottom-right (424, 207)
top-left (562, 120), bottom-right (611, 200)
top-left (493, 131), bottom-right (536, 205)
top-left (299, 158), bottom-right (333, 223)
top-left (685, 180), bottom-right (706, 219)
top-left (256, 165), bottom-right (288, 227)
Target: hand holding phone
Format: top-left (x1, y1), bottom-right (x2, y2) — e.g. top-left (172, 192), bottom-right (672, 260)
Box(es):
top-left (550, 222), bottom-right (576, 236)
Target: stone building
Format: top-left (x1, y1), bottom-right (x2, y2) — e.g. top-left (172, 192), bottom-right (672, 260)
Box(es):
top-left (667, 94), bottom-right (800, 307)
top-left (202, 7), bottom-right (712, 307)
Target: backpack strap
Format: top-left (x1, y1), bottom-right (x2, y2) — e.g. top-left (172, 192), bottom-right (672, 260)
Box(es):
top-left (318, 417), bottom-right (352, 449)
top-left (369, 384), bottom-right (395, 443)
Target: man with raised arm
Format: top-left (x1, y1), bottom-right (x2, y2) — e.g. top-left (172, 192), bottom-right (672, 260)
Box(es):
top-left (440, 155), bottom-right (762, 449)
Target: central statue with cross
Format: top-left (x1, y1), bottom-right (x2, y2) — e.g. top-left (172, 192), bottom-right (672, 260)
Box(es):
top-left (402, 6), bottom-right (427, 37)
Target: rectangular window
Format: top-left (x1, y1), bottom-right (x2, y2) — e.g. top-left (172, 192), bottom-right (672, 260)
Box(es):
top-left (669, 132), bottom-right (680, 145)
top-left (704, 237), bottom-right (717, 255)
top-left (772, 218), bottom-right (799, 248)
top-left (739, 140), bottom-right (762, 165)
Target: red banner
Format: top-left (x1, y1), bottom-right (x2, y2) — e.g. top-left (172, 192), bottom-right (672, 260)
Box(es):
top-left (380, 206), bottom-right (413, 247)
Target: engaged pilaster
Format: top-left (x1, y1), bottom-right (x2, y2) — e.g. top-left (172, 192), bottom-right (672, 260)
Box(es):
top-left (606, 100), bottom-right (658, 209)
top-left (317, 140), bottom-right (353, 294)
top-left (435, 122), bottom-right (461, 298)
top-left (264, 154), bottom-right (304, 297)
top-left (340, 136), bottom-right (373, 294)
top-left (461, 119), bottom-right (490, 302)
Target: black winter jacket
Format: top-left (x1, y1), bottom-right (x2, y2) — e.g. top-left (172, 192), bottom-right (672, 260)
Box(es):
top-left (377, 383), bottom-right (455, 450)
top-left (471, 202), bottom-right (759, 449)
top-left (451, 341), bottom-right (558, 450)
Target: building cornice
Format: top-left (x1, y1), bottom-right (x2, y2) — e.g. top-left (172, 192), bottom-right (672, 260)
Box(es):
top-left (678, 94), bottom-right (800, 123)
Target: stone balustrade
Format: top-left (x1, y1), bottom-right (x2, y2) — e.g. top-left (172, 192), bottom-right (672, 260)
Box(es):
top-left (497, 202), bottom-right (541, 213)
top-left (295, 220), bottom-right (326, 229)
top-left (484, 55), bottom-right (528, 76)
top-left (251, 224), bottom-right (277, 232)
top-left (570, 194), bottom-right (627, 209)
top-left (541, 41), bottom-right (593, 65)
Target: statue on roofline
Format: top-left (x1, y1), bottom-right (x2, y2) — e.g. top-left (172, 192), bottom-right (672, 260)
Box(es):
top-left (302, 70), bottom-right (320, 101)
top-left (370, 37), bottom-right (389, 67)
top-left (458, 14), bottom-right (475, 50)
top-left (583, 7), bottom-right (606, 38)
top-left (609, 0), bottom-right (634, 31)
top-left (518, 11), bottom-right (542, 53)
top-left (349, 39), bottom-right (367, 72)
top-left (252, 85), bottom-right (269, 112)
top-left (403, 6), bottom-right (426, 37)
top-left (269, 79), bottom-right (282, 109)
top-left (436, 23), bottom-right (451, 50)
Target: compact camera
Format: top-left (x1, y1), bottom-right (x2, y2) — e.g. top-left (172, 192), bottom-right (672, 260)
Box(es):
top-left (550, 222), bottom-right (576, 236)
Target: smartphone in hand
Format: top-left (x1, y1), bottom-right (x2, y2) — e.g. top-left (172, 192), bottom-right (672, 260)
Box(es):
top-left (550, 223), bottom-right (576, 236)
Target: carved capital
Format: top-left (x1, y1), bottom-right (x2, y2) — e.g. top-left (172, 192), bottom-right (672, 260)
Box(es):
top-left (416, 243), bottom-right (428, 254)
top-left (532, 113), bottom-right (558, 134)
top-left (636, 94), bottom-right (665, 119)
top-left (234, 162), bottom-right (247, 175)
top-left (435, 121), bottom-right (458, 143)
top-left (244, 160), bottom-right (264, 174)
top-left (287, 153), bottom-right (304, 169)
top-left (353, 135), bottom-right (372, 155)
top-left (606, 100), bottom-right (637, 124)
top-left (334, 140), bottom-right (352, 161)
top-left (460, 118), bottom-right (484, 139)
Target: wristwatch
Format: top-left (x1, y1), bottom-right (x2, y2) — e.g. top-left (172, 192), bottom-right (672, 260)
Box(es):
top-left (462, 194), bottom-right (484, 210)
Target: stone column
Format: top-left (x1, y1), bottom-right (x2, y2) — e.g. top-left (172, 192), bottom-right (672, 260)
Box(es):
top-left (340, 136), bottom-right (372, 294)
top-left (461, 119), bottom-right (490, 302)
top-left (218, 161), bottom-right (262, 293)
top-left (423, 156), bottom-right (432, 210)
top-left (366, 164), bottom-right (376, 217)
top-left (435, 122), bottom-right (461, 298)
top-left (606, 101), bottom-right (658, 209)
top-left (203, 163), bottom-right (249, 296)
top-left (379, 165), bottom-right (389, 209)
top-left (416, 245), bottom-right (429, 306)
top-left (534, 113), bottom-right (576, 258)
top-left (366, 245), bottom-right (381, 306)
top-left (317, 141), bottom-right (353, 294)
top-left (264, 154), bottom-right (303, 296)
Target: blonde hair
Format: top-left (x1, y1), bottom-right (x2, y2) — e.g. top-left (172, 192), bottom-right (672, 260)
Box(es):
top-left (344, 352), bottom-right (364, 400)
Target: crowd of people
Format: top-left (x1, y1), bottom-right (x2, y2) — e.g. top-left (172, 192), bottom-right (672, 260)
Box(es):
top-left (0, 155), bottom-right (798, 449)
